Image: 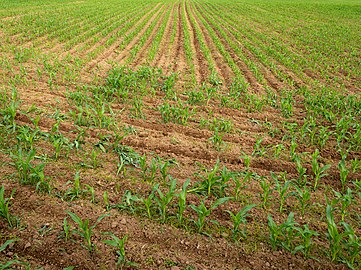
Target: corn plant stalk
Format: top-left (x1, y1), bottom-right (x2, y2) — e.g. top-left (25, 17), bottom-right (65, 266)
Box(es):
top-left (226, 204), bottom-right (256, 240)
top-left (66, 211), bottom-right (110, 251)
top-left (103, 233), bottom-right (133, 269)
top-left (0, 186), bottom-right (15, 228)
top-left (177, 179), bottom-right (190, 225)
top-left (190, 197), bottom-right (231, 233)
top-left (325, 205), bottom-right (349, 261)
top-left (154, 177), bottom-right (177, 223)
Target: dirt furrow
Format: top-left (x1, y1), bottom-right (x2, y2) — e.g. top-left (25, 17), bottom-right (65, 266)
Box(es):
top-left (193, 3), bottom-right (267, 93)
top-left (57, 7), bottom-right (143, 61)
top-left (83, 3), bottom-right (161, 72)
top-left (151, 3), bottom-right (176, 75)
top-left (28, 9), bottom-right (102, 52)
top-left (183, 0), bottom-right (208, 84)
top-left (204, 2), bottom-right (308, 90)
top-left (128, 5), bottom-right (171, 67)
top-left (172, 3), bottom-right (188, 78)
top-left (114, 6), bottom-right (166, 65)
top-left (187, 1), bottom-right (234, 86)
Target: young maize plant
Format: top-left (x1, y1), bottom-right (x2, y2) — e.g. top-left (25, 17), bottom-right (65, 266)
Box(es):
top-left (0, 186), bottom-right (17, 228)
top-left (103, 233), bottom-right (137, 269)
top-left (65, 211), bottom-right (110, 252)
top-left (190, 197), bottom-right (231, 233)
top-left (226, 204), bottom-right (256, 241)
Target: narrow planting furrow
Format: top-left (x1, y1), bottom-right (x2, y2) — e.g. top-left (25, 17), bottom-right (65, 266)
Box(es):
top-left (10, 14), bottom-right (83, 47)
top-left (129, 4), bottom-right (172, 67)
top-left (54, 5), bottom-right (142, 59)
top-left (24, 6), bottom-right (110, 50)
top-left (172, 3), bottom-right (188, 77)
top-left (227, 2), bottom-right (359, 90)
top-left (116, 5), bottom-right (167, 65)
top-left (63, 5), bottom-right (147, 61)
top-left (187, 1), bottom-right (234, 85)
top-left (83, 3), bottom-right (161, 72)
top-left (193, 2), bottom-right (267, 94)
top-left (181, 2), bottom-right (250, 90)
top-left (183, 0), bottom-right (208, 84)
top-left (143, 5), bottom-right (174, 65)
top-left (204, 2), bottom-right (311, 89)
top-left (151, 3), bottom-right (176, 75)
top-left (179, 1), bottom-right (197, 84)
top-left (45, 8), bottom-right (127, 54)
top-left (194, 2), bottom-right (287, 92)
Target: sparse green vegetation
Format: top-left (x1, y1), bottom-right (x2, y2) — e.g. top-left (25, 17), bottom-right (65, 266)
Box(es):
top-left (0, 0), bottom-right (359, 268)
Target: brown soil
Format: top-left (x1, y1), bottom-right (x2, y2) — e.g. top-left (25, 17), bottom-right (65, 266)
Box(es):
top-left (0, 0), bottom-right (359, 270)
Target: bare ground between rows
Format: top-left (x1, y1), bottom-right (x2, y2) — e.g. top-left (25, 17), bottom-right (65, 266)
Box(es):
top-left (0, 180), bottom-right (346, 270)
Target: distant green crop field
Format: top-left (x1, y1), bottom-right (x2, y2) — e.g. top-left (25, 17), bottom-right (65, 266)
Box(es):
top-left (0, 0), bottom-right (360, 269)
top-left (0, 0), bottom-right (360, 90)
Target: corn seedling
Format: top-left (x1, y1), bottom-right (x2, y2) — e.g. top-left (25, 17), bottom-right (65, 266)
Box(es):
top-left (130, 98), bottom-right (144, 119)
top-left (271, 172), bottom-right (293, 213)
top-left (85, 184), bottom-right (95, 203)
top-left (293, 225), bottom-right (319, 258)
top-left (66, 211), bottom-right (110, 252)
top-left (289, 138), bottom-right (298, 161)
top-left (0, 88), bottom-right (20, 132)
top-left (176, 179), bottom-right (190, 225)
top-left (103, 233), bottom-right (136, 269)
top-left (113, 190), bottom-right (140, 214)
top-left (90, 148), bottom-right (99, 169)
top-left (226, 204), bottom-right (256, 241)
top-left (268, 212), bottom-right (298, 251)
top-left (63, 217), bottom-right (71, 242)
top-left (350, 158), bottom-right (361, 173)
top-left (0, 239), bottom-right (17, 253)
top-left (209, 117), bottom-right (233, 133)
top-left (219, 166), bottom-right (234, 197)
top-left (159, 160), bottom-right (170, 182)
top-left (189, 160), bottom-right (228, 198)
top-left (34, 166), bottom-right (52, 194)
top-left (260, 179), bottom-right (273, 209)
top-left (103, 191), bottom-right (110, 211)
top-left (294, 155), bottom-right (307, 187)
top-left (208, 129), bottom-right (225, 151)
top-left (140, 186), bottom-right (157, 219)
top-left (338, 156), bottom-right (349, 192)
top-left (233, 171), bottom-right (253, 201)
top-left (64, 171), bottom-right (85, 201)
top-left (139, 154), bottom-right (148, 179)
top-left (252, 137), bottom-right (265, 157)
top-left (293, 185), bottom-right (311, 217)
top-left (341, 222), bottom-right (361, 268)
top-left (311, 149), bottom-right (331, 190)
top-left (190, 197), bottom-right (231, 233)
top-left (0, 186), bottom-right (16, 228)
top-left (158, 101), bottom-right (194, 125)
top-left (10, 148), bottom-right (36, 184)
top-left (240, 152), bottom-right (251, 170)
top-left (154, 177), bottom-right (177, 223)
top-left (113, 144), bottom-right (140, 168)
top-left (16, 125), bottom-right (40, 151)
top-left (148, 158), bottom-right (158, 182)
top-left (0, 239), bottom-right (22, 268)
top-left (332, 188), bottom-right (354, 222)
top-left (273, 144), bottom-right (285, 158)
top-left (50, 133), bottom-right (71, 160)
top-left (325, 205), bottom-right (349, 262)
top-left (116, 156), bottom-right (127, 178)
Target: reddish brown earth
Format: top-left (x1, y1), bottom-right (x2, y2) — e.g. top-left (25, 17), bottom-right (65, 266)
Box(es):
top-left (0, 0), bottom-right (359, 269)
